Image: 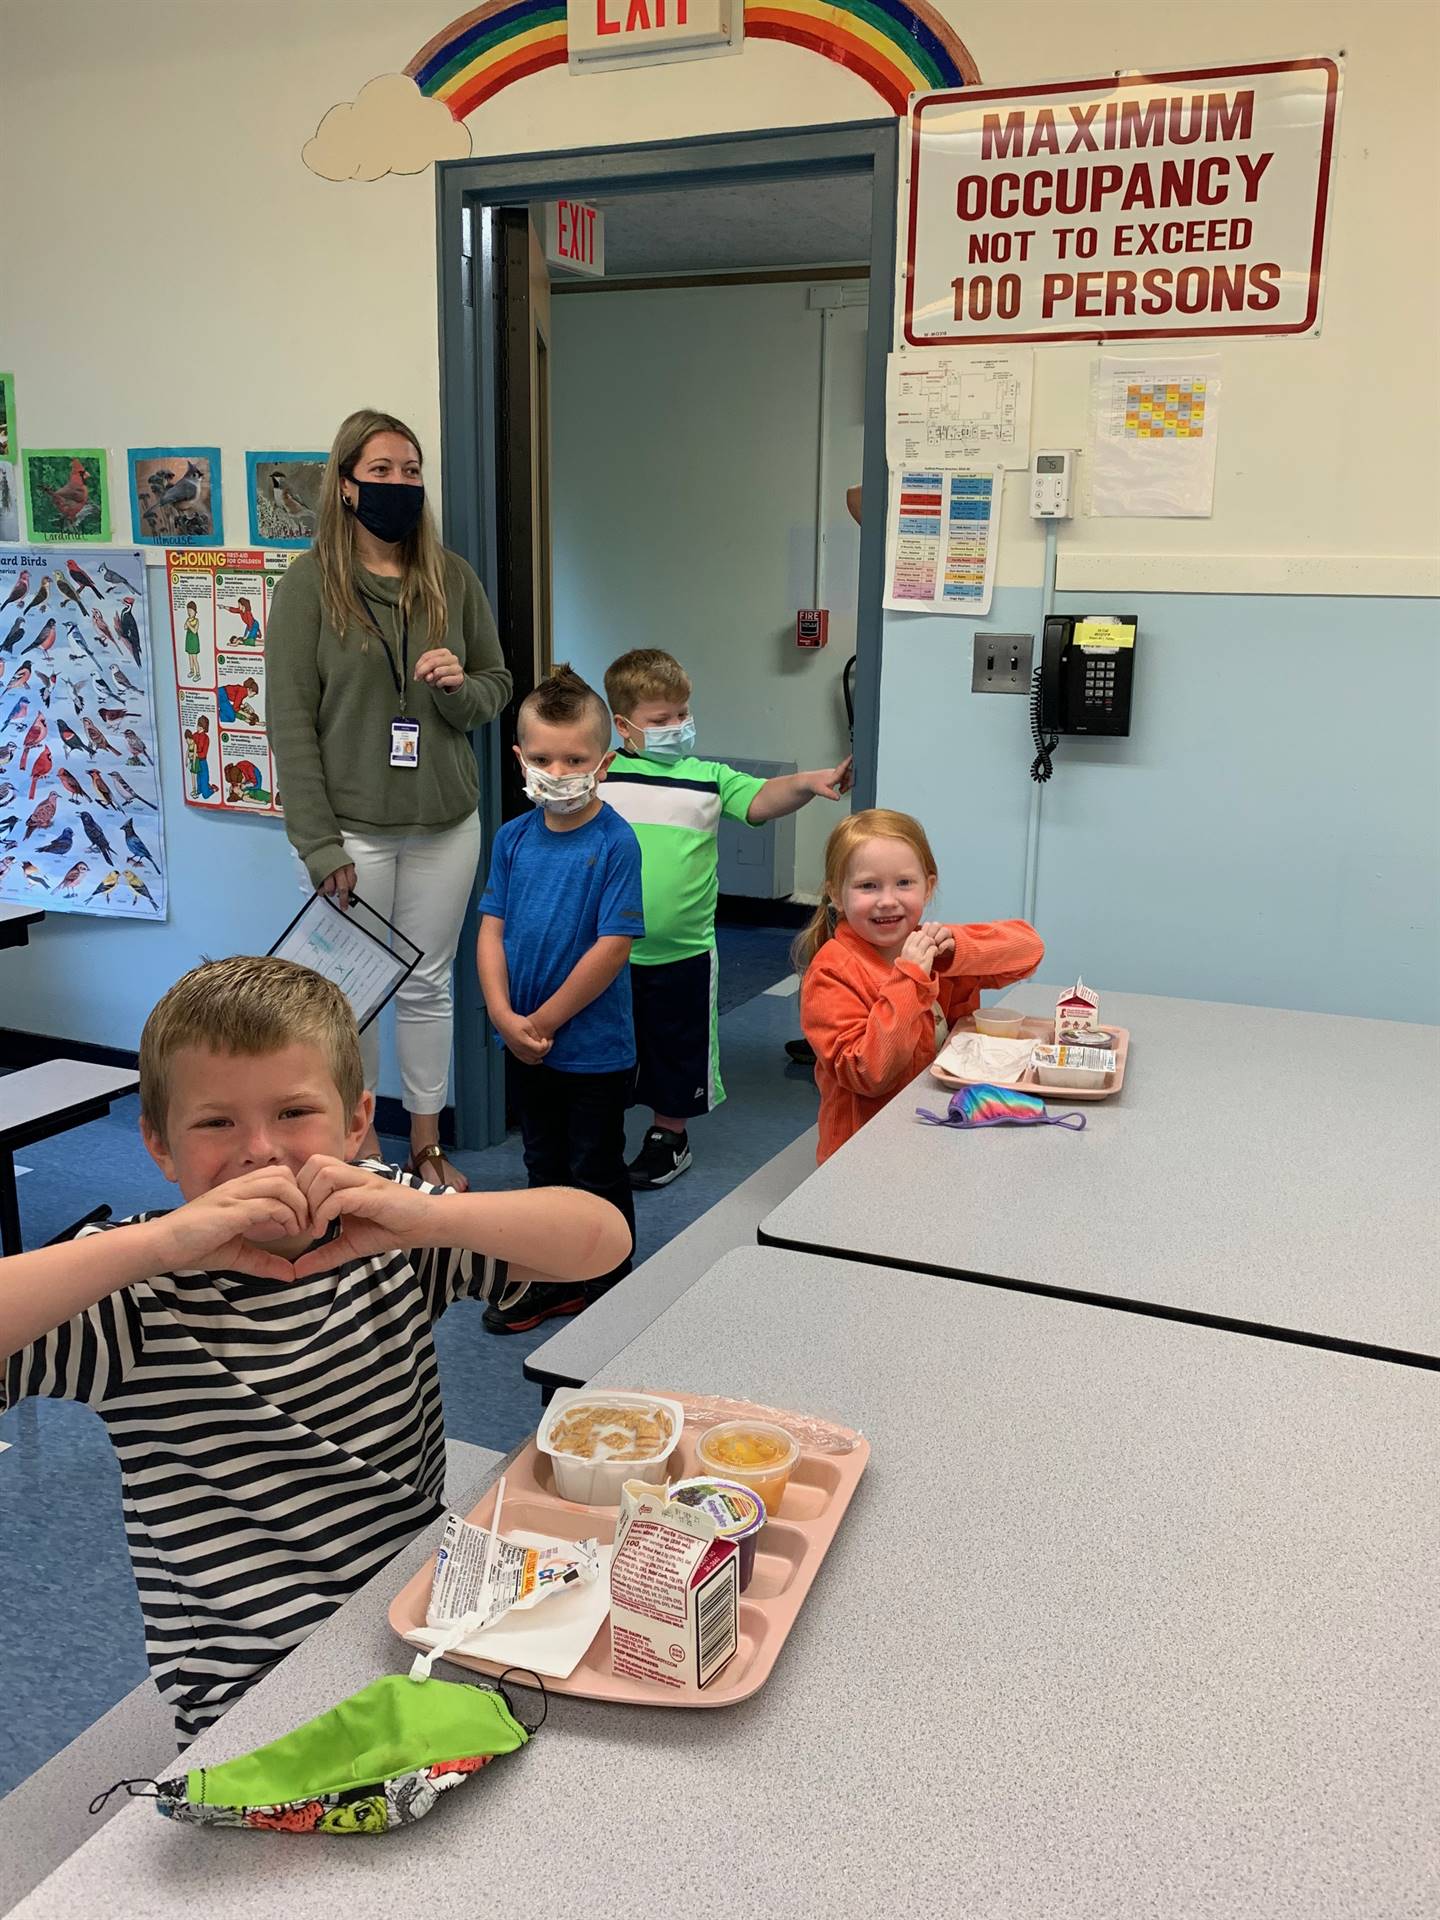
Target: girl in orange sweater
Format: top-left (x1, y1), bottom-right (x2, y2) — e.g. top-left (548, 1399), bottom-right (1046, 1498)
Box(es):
top-left (798, 810), bottom-right (1044, 1163)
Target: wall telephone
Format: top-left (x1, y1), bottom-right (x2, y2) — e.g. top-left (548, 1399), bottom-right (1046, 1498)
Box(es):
top-left (1030, 614), bottom-right (1138, 782)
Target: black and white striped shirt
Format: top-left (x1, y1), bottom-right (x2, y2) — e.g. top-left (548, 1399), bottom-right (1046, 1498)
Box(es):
top-left (2, 1165), bottom-right (494, 1746)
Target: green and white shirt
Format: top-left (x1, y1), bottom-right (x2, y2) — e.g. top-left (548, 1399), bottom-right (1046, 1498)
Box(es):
top-left (603, 751), bottom-right (765, 965)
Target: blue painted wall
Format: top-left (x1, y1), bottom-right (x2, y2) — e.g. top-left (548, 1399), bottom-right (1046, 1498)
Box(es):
top-left (877, 589), bottom-right (1440, 1023)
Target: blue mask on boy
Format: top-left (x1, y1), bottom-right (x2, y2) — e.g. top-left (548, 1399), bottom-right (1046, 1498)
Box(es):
top-left (638, 719), bottom-right (695, 762)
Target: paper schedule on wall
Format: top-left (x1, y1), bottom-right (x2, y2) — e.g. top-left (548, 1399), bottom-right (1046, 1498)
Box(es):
top-left (883, 466), bottom-right (1001, 616)
top-left (0, 546), bottom-right (168, 920)
top-left (167, 548), bottom-right (291, 817)
top-left (1089, 354), bottom-right (1221, 518)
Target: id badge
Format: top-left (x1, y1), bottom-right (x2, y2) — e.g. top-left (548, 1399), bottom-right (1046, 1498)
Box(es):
top-left (390, 718), bottom-right (420, 769)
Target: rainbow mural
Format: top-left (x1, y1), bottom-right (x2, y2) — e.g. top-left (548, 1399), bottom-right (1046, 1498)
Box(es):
top-left (407, 0), bottom-right (977, 120)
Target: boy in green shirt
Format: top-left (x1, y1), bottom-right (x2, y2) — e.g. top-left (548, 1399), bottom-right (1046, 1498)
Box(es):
top-left (602, 648), bottom-right (853, 1187)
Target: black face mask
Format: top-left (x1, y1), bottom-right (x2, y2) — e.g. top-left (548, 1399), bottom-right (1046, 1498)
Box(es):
top-left (344, 479), bottom-right (425, 545)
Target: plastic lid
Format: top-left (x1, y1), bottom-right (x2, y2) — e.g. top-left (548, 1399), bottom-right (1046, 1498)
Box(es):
top-left (696, 1420), bottom-right (800, 1476)
top-left (669, 1477), bottom-right (767, 1536)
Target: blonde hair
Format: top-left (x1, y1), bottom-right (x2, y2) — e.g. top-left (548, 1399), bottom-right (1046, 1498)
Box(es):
top-left (139, 956), bottom-right (364, 1139)
top-left (604, 648), bottom-right (691, 717)
top-left (793, 809), bottom-right (939, 973)
top-left (518, 662), bottom-right (612, 752)
top-left (313, 409), bottom-right (450, 647)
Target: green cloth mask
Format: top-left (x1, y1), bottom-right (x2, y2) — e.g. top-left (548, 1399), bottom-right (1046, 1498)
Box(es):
top-left (91, 1673), bottom-right (542, 1837)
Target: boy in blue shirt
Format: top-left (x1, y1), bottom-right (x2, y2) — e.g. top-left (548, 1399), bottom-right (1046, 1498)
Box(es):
top-left (478, 665), bottom-right (644, 1332)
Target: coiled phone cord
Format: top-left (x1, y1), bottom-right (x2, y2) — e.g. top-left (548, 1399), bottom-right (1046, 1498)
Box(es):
top-left (1029, 667), bottom-right (1058, 783)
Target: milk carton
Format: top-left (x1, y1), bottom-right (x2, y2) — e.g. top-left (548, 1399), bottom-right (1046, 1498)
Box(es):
top-left (609, 1480), bottom-right (739, 1692)
top-left (1055, 977), bottom-right (1100, 1043)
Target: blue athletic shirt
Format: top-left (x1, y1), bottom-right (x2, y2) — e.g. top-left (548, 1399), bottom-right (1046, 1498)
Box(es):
top-left (479, 803), bottom-right (644, 1072)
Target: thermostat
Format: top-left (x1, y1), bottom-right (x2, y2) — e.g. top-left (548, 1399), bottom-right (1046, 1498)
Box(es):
top-left (1030, 450), bottom-right (1074, 520)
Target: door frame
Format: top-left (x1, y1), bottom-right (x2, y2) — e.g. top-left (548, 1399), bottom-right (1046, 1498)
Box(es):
top-left (437, 120), bottom-right (899, 1147)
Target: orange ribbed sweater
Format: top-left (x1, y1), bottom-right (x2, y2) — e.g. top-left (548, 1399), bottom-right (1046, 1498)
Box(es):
top-left (801, 919), bottom-right (1045, 1163)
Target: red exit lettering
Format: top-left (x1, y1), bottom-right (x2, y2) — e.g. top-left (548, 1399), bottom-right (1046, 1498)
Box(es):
top-left (555, 201), bottom-right (598, 268)
top-left (596, 0), bottom-right (688, 31)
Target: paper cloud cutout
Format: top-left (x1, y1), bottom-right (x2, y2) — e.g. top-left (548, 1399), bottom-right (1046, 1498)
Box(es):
top-left (304, 72), bottom-right (472, 182)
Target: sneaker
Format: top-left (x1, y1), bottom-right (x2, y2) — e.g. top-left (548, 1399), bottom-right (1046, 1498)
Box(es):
top-left (784, 1037), bottom-right (816, 1065)
top-left (628, 1127), bottom-right (692, 1189)
top-left (482, 1280), bottom-right (588, 1336)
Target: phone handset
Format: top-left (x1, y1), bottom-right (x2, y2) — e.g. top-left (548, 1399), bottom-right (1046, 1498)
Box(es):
top-left (1029, 618), bottom-right (1065, 784)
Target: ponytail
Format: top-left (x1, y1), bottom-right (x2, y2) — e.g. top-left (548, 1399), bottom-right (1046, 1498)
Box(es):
top-left (791, 901), bottom-right (836, 977)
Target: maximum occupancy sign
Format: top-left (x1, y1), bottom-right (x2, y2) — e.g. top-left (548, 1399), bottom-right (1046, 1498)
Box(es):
top-left (902, 57), bottom-right (1343, 347)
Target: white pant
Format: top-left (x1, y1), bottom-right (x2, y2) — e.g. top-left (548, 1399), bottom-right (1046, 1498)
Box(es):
top-left (298, 815), bottom-right (483, 1115)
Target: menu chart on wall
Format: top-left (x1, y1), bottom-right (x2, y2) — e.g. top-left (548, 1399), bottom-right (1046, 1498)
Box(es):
top-left (0, 546), bottom-right (168, 920)
top-left (167, 548), bottom-right (291, 815)
top-left (883, 466), bottom-right (1001, 616)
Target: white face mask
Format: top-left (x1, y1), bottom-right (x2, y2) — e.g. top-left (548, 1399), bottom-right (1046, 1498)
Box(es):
top-left (634, 717), bottom-right (695, 762)
top-left (522, 761), bottom-right (598, 814)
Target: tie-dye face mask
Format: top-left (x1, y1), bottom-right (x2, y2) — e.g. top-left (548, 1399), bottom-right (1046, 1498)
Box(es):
top-left (916, 1084), bottom-right (1087, 1130)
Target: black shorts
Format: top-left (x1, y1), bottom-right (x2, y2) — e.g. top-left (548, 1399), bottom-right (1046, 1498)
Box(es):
top-left (629, 951), bottom-right (722, 1119)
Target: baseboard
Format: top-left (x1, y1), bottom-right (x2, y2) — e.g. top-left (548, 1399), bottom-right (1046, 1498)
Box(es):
top-left (0, 1028), bottom-right (139, 1073)
top-left (375, 1095), bottom-right (456, 1148)
top-left (0, 1029), bottom-right (452, 1148)
top-left (715, 895), bottom-right (813, 929)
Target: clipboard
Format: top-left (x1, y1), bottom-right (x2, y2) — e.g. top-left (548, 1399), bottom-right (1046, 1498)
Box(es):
top-left (268, 890), bottom-right (424, 1031)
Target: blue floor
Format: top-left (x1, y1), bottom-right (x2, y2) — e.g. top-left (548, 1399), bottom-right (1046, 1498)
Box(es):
top-left (0, 924), bottom-right (812, 1794)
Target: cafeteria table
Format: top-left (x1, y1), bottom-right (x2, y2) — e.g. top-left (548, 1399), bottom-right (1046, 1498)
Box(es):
top-left (13, 1248), bottom-right (1435, 1920)
top-left (760, 984), bottom-right (1440, 1366)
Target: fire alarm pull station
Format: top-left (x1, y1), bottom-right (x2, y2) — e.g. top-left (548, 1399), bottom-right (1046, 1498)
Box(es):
top-left (796, 609), bottom-right (829, 648)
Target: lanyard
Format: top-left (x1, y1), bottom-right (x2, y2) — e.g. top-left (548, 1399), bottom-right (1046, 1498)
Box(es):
top-left (358, 590), bottom-right (410, 715)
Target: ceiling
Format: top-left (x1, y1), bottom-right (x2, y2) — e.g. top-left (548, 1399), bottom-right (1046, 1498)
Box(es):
top-left (551, 174), bottom-right (873, 279)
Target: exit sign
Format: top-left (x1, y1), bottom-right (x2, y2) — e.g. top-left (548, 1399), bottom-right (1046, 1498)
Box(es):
top-left (569, 0), bottom-right (739, 70)
top-left (545, 200), bottom-right (605, 278)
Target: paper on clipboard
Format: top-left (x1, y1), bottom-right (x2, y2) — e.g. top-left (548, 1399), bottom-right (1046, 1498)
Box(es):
top-left (268, 891), bottom-right (422, 1031)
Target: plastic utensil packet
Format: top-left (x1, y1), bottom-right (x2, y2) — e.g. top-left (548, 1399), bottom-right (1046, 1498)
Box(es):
top-left (639, 1390), bottom-right (864, 1456)
top-left (428, 1512), bottom-right (602, 1633)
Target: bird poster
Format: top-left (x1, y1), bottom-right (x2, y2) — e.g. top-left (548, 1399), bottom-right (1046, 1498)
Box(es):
top-left (128, 448), bottom-right (222, 547)
top-left (245, 451), bottom-right (326, 549)
top-left (0, 546), bottom-right (167, 920)
top-left (20, 449), bottom-right (111, 543)
top-left (167, 546), bottom-right (290, 817)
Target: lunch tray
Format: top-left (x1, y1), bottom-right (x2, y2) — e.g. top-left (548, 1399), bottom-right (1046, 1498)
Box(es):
top-left (931, 1016), bottom-right (1131, 1102)
top-left (388, 1391), bottom-right (870, 1708)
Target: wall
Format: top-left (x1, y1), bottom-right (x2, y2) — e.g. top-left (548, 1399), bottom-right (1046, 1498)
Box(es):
top-left (550, 281), bottom-right (865, 889)
top-left (1, 0), bottom-right (1436, 1057)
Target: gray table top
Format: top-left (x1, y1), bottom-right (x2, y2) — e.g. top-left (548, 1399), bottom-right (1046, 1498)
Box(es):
top-left (761, 984), bottom-right (1440, 1363)
top-left (0, 1061), bottom-right (139, 1136)
top-left (15, 1251), bottom-right (1436, 1919)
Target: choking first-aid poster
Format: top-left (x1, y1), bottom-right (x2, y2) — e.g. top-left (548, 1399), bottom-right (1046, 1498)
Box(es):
top-left (901, 58), bottom-right (1343, 348)
top-left (0, 548), bottom-right (167, 918)
top-left (167, 548), bottom-right (290, 817)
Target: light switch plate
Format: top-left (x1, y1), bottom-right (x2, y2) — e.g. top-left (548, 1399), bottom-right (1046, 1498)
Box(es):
top-left (972, 632), bottom-right (1034, 695)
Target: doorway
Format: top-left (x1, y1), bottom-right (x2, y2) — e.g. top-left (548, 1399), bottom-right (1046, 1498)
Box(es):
top-left (438, 121), bottom-right (898, 1147)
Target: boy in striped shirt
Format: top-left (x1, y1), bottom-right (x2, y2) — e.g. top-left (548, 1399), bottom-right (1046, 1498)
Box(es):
top-left (602, 648), bottom-right (853, 1188)
top-left (0, 956), bottom-right (628, 1747)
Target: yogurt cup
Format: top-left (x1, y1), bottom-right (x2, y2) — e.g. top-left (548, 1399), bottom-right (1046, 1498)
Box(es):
top-left (667, 1478), bottom-right (767, 1591)
top-left (694, 1421), bottom-right (800, 1516)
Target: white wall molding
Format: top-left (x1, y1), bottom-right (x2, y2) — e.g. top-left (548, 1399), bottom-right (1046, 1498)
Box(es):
top-left (1055, 553), bottom-right (1440, 599)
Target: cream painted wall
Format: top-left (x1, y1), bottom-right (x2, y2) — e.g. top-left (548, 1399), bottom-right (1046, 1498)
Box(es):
top-left (3, 0), bottom-right (1432, 596)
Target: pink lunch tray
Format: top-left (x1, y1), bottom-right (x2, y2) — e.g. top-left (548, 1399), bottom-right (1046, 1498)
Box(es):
top-left (388, 1390), bottom-right (870, 1708)
top-left (931, 1016), bottom-right (1131, 1102)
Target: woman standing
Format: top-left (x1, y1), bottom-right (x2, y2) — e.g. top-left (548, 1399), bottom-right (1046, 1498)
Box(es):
top-left (267, 408), bottom-right (512, 1187)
